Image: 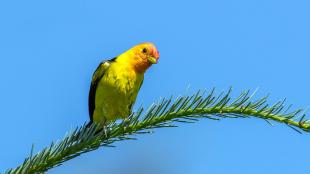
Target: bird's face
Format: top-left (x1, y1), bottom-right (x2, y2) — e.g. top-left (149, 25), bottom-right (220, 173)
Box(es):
top-left (136, 42), bottom-right (160, 64)
top-left (130, 42), bottom-right (160, 73)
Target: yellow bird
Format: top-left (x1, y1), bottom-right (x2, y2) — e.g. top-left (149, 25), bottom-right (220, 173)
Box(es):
top-left (88, 42), bottom-right (160, 126)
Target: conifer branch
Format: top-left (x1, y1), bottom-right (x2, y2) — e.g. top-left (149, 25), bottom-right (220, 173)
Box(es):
top-left (5, 88), bottom-right (310, 174)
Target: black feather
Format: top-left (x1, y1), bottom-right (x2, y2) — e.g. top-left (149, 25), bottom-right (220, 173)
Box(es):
top-left (88, 58), bottom-right (116, 123)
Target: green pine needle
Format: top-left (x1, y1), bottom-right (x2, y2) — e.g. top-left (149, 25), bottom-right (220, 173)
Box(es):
top-left (5, 88), bottom-right (310, 174)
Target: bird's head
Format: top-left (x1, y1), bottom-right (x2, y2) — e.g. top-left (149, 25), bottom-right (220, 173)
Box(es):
top-left (127, 42), bottom-right (160, 73)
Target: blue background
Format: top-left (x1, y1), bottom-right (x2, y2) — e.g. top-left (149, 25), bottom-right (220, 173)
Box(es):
top-left (0, 0), bottom-right (309, 173)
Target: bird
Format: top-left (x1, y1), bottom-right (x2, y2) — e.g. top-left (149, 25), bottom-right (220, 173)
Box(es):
top-left (88, 42), bottom-right (160, 127)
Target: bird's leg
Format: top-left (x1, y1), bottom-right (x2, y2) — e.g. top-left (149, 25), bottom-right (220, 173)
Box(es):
top-left (101, 117), bottom-right (110, 137)
top-left (123, 118), bottom-right (130, 127)
top-left (122, 112), bottom-right (134, 127)
top-left (102, 125), bottom-right (109, 138)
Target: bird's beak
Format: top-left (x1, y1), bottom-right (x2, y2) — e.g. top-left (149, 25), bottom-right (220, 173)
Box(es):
top-left (148, 56), bottom-right (157, 64)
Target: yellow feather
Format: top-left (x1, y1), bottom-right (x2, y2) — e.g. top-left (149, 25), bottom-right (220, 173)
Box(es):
top-left (92, 52), bottom-right (144, 124)
top-left (90, 42), bottom-right (159, 126)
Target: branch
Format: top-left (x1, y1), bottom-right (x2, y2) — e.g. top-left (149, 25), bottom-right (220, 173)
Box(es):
top-left (5, 88), bottom-right (310, 174)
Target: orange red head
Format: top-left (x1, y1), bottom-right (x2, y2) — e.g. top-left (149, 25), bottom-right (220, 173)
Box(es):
top-left (128, 42), bottom-right (160, 73)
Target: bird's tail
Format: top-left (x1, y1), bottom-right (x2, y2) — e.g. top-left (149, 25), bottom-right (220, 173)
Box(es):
top-left (86, 121), bottom-right (93, 128)
top-left (85, 120), bottom-right (107, 136)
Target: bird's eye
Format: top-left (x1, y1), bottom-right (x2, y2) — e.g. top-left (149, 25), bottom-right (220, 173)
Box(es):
top-left (142, 48), bottom-right (148, 53)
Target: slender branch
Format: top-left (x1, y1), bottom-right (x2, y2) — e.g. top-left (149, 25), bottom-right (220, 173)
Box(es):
top-left (5, 88), bottom-right (310, 174)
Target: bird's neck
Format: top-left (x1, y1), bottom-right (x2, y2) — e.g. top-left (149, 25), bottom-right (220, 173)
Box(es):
top-left (133, 61), bottom-right (151, 74)
top-left (117, 52), bottom-right (151, 74)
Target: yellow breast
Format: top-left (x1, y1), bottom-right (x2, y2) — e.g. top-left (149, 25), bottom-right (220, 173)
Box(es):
top-left (93, 62), bottom-right (144, 124)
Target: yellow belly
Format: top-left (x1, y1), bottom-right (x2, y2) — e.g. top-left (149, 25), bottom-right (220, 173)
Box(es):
top-left (93, 63), bottom-right (143, 125)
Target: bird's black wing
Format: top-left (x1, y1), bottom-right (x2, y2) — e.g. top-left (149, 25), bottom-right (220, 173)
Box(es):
top-left (88, 58), bottom-right (116, 123)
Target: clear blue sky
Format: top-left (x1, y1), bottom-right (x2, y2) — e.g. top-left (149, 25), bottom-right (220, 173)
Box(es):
top-left (0, 0), bottom-right (309, 173)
